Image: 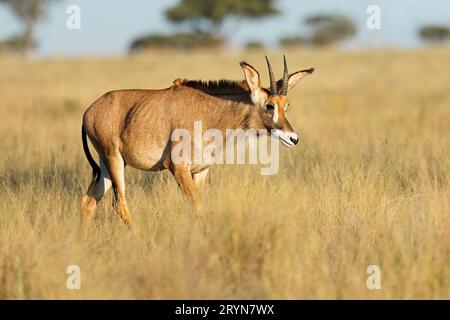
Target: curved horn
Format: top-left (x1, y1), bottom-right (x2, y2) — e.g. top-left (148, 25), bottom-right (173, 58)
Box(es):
top-left (280, 54), bottom-right (289, 96)
top-left (265, 56), bottom-right (278, 96)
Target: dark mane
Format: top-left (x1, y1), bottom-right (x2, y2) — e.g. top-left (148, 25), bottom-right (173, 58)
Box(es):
top-left (176, 79), bottom-right (250, 96)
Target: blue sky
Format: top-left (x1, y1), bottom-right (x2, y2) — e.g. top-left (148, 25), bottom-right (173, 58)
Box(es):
top-left (0, 0), bottom-right (449, 56)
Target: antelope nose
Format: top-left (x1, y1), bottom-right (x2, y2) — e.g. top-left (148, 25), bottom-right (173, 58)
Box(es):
top-left (290, 136), bottom-right (299, 145)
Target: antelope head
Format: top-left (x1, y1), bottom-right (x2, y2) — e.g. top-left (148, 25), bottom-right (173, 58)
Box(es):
top-left (240, 55), bottom-right (314, 147)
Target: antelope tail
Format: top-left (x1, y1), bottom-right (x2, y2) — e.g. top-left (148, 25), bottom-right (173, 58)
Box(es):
top-left (81, 126), bottom-right (100, 181)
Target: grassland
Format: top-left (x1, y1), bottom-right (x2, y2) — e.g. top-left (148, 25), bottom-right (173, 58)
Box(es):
top-left (0, 49), bottom-right (449, 299)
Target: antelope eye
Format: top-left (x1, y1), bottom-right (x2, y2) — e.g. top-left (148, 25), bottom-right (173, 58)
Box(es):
top-left (265, 103), bottom-right (275, 110)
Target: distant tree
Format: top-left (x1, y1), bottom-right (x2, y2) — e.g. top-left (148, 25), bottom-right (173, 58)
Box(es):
top-left (245, 40), bottom-right (264, 51)
top-left (419, 25), bottom-right (450, 44)
top-left (0, 34), bottom-right (37, 54)
top-left (129, 32), bottom-right (224, 53)
top-left (0, 0), bottom-right (58, 57)
top-left (304, 14), bottom-right (356, 47)
top-left (279, 35), bottom-right (307, 49)
top-left (165, 0), bottom-right (279, 37)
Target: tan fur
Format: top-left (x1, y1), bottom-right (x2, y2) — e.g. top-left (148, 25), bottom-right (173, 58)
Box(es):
top-left (81, 59), bottom-right (314, 234)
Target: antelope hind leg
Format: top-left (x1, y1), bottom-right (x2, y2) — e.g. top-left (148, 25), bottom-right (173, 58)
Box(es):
top-left (81, 161), bottom-right (112, 235)
top-left (192, 167), bottom-right (209, 201)
top-left (170, 164), bottom-right (201, 209)
top-left (104, 153), bottom-right (134, 229)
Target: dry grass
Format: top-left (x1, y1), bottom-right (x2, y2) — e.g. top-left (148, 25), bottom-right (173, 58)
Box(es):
top-left (0, 49), bottom-right (449, 299)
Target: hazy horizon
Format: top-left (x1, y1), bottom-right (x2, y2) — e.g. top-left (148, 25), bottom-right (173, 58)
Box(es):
top-left (0, 0), bottom-right (449, 57)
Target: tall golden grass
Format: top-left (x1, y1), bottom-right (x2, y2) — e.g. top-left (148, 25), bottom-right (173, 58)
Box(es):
top-left (0, 49), bottom-right (449, 299)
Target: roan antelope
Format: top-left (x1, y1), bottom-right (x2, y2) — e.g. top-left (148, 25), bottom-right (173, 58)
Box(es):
top-left (81, 56), bottom-right (314, 233)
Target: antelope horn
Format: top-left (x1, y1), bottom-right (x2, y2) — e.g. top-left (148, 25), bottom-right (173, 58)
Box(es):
top-left (265, 56), bottom-right (278, 96)
top-left (280, 54), bottom-right (289, 96)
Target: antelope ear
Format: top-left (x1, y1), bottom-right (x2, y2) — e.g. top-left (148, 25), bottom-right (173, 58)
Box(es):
top-left (240, 61), bottom-right (261, 92)
top-left (277, 67), bottom-right (315, 92)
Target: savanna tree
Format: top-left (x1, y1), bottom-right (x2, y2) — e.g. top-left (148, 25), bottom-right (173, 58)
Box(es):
top-left (0, 0), bottom-right (58, 56)
top-left (279, 35), bottom-right (307, 49)
top-left (419, 25), bottom-right (450, 44)
top-left (304, 14), bottom-right (357, 47)
top-left (165, 0), bottom-right (279, 38)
